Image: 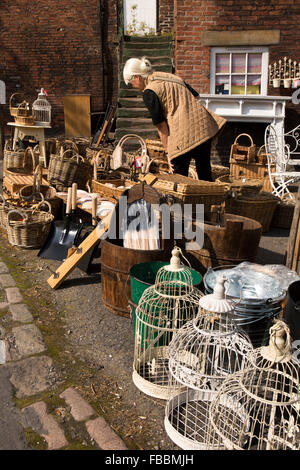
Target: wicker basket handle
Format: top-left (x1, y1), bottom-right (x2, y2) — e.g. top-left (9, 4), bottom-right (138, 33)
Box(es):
top-left (31, 200), bottom-right (52, 215)
top-left (9, 93), bottom-right (24, 109)
top-left (117, 134), bottom-right (147, 154)
top-left (7, 208), bottom-right (29, 225)
top-left (22, 147), bottom-right (37, 172)
top-left (59, 140), bottom-right (79, 156)
top-left (257, 145), bottom-right (266, 155)
top-left (32, 164), bottom-right (43, 193)
top-left (60, 148), bottom-right (77, 159)
top-left (233, 133), bottom-right (254, 147)
top-left (93, 150), bottom-right (109, 179)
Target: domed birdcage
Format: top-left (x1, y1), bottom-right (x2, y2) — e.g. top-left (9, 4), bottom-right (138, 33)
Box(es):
top-left (164, 276), bottom-right (254, 450)
top-left (132, 246), bottom-right (203, 400)
top-left (209, 320), bottom-right (300, 450)
top-left (33, 88), bottom-right (51, 126)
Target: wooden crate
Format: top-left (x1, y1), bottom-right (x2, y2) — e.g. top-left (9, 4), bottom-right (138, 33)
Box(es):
top-left (230, 160), bottom-right (274, 192)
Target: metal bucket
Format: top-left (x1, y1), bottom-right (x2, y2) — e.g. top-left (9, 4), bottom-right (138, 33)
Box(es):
top-left (203, 265), bottom-right (286, 348)
top-left (283, 280), bottom-right (300, 341)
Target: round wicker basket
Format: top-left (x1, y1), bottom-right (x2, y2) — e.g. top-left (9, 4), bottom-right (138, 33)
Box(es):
top-left (217, 174), bottom-right (263, 196)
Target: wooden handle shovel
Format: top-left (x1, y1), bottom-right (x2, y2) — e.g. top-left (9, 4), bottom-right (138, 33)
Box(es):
top-left (47, 210), bottom-right (113, 289)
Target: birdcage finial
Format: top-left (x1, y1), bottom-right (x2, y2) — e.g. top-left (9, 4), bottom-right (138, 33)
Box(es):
top-left (169, 245), bottom-right (183, 271)
top-left (199, 275), bottom-right (235, 314)
top-left (260, 319), bottom-right (292, 363)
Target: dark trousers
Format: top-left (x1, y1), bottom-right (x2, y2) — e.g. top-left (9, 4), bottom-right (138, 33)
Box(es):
top-left (171, 139), bottom-right (213, 181)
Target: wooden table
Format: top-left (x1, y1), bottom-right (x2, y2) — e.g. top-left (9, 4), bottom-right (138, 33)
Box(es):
top-left (7, 122), bottom-right (51, 168)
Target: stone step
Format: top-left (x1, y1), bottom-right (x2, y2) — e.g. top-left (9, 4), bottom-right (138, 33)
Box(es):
top-left (123, 48), bottom-right (171, 58)
top-left (118, 97), bottom-right (144, 108)
top-left (124, 34), bottom-right (173, 43)
top-left (116, 117), bottom-right (154, 129)
top-left (117, 107), bottom-right (151, 118)
top-left (124, 41), bottom-right (172, 50)
top-left (115, 128), bottom-right (158, 141)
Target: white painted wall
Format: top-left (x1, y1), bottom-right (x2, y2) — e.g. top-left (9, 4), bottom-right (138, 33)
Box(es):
top-left (124, 0), bottom-right (157, 35)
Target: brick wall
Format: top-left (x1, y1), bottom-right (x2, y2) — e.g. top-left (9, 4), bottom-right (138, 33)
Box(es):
top-left (174, 0), bottom-right (300, 163)
top-left (0, 0), bottom-right (119, 135)
top-left (158, 0), bottom-right (174, 33)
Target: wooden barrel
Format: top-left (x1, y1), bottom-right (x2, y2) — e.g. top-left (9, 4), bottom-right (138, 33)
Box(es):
top-left (100, 239), bottom-right (172, 318)
top-left (182, 213), bottom-right (262, 276)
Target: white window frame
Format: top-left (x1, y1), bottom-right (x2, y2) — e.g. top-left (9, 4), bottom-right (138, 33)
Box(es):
top-left (210, 46), bottom-right (269, 96)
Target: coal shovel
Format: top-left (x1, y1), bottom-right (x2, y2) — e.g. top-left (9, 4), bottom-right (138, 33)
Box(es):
top-left (38, 185), bottom-right (83, 261)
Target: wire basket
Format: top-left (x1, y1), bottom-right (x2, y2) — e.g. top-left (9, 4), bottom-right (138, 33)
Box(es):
top-left (216, 174), bottom-right (263, 196)
top-left (6, 201), bottom-right (54, 249)
top-left (226, 191), bottom-right (279, 232)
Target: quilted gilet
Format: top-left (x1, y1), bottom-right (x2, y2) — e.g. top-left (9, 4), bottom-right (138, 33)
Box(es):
top-left (144, 71), bottom-right (226, 160)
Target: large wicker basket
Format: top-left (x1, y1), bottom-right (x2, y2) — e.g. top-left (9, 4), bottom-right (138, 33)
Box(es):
top-left (19, 167), bottom-right (61, 219)
top-left (3, 139), bottom-right (25, 171)
top-left (145, 139), bottom-right (167, 160)
top-left (152, 173), bottom-right (231, 215)
top-left (211, 164), bottom-right (230, 181)
top-left (230, 160), bottom-right (273, 192)
top-left (216, 175), bottom-right (263, 196)
top-left (91, 178), bottom-right (137, 202)
top-left (48, 149), bottom-right (82, 191)
top-left (226, 191), bottom-right (279, 232)
top-left (6, 201), bottom-right (54, 249)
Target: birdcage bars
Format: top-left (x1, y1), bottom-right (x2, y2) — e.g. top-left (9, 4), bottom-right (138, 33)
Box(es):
top-left (164, 276), bottom-right (254, 450)
top-left (209, 320), bottom-right (300, 450)
top-left (33, 89), bottom-right (51, 126)
top-left (132, 246), bottom-right (203, 400)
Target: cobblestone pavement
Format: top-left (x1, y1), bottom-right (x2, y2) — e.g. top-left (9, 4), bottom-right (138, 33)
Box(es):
top-left (0, 258), bottom-right (128, 450)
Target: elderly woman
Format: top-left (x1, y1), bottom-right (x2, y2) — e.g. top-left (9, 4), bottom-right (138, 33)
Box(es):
top-left (123, 57), bottom-right (226, 181)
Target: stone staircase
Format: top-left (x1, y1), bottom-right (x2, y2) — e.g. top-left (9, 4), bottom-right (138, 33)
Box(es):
top-left (115, 35), bottom-right (173, 142)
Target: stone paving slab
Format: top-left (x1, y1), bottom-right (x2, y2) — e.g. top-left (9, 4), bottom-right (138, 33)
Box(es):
top-left (8, 324), bottom-right (47, 360)
top-left (22, 401), bottom-right (68, 450)
top-left (0, 274), bottom-right (16, 288)
top-left (6, 356), bottom-right (57, 398)
top-left (5, 287), bottom-right (23, 304)
top-left (0, 262), bottom-right (9, 274)
top-left (9, 304), bottom-right (33, 323)
top-left (60, 387), bottom-right (95, 422)
top-left (86, 417), bottom-right (128, 450)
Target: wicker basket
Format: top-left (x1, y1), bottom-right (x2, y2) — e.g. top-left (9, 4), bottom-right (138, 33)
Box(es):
top-left (271, 197), bottom-right (295, 229)
top-left (230, 161), bottom-right (273, 192)
top-left (211, 164), bottom-right (230, 181)
top-left (9, 93), bottom-right (31, 118)
top-left (6, 201), bottom-right (54, 249)
top-left (3, 147), bottom-right (43, 197)
top-left (3, 139), bottom-right (25, 171)
top-left (48, 149), bottom-right (82, 190)
top-left (216, 175), bottom-right (263, 196)
top-left (226, 191), bottom-right (279, 232)
top-left (230, 133), bottom-right (256, 164)
top-left (256, 145), bottom-right (268, 165)
top-left (91, 178), bottom-right (137, 201)
top-left (19, 167), bottom-right (61, 219)
top-left (0, 194), bottom-right (12, 230)
top-left (152, 173), bottom-right (231, 214)
top-left (145, 139), bottom-right (167, 160)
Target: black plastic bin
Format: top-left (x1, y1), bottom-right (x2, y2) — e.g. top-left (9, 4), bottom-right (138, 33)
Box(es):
top-left (283, 280), bottom-right (300, 341)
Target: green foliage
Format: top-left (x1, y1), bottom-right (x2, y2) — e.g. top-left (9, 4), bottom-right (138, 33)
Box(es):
top-left (125, 4), bottom-right (156, 36)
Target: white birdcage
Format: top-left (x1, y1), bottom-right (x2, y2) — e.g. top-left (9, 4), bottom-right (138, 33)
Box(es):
top-left (209, 319), bottom-right (300, 450)
top-left (132, 246), bottom-right (203, 400)
top-left (164, 276), bottom-right (254, 450)
top-left (32, 88), bottom-right (51, 126)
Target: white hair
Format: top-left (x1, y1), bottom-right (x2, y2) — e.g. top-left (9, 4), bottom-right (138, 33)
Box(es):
top-left (123, 57), bottom-right (152, 85)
